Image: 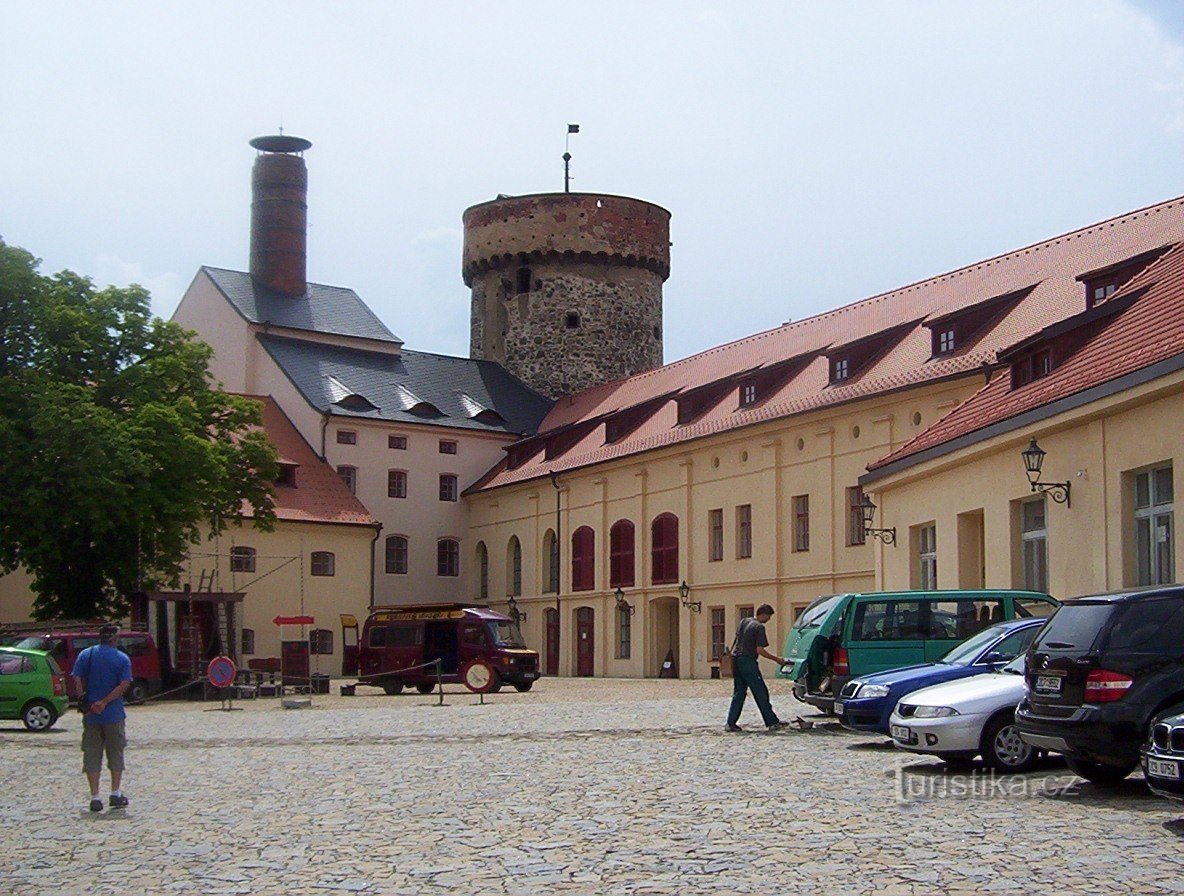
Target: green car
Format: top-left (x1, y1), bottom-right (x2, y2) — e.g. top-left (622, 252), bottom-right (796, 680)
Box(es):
top-left (0, 646), bottom-right (70, 731)
top-left (776, 589), bottom-right (1058, 713)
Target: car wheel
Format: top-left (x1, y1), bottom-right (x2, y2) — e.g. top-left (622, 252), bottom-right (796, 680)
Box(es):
top-left (1065, 755), bottom-right (1139, 786)
top-left (127, 679), bottom-right (149, 705)
top-left (513, 681), bottom-right (534, 693)
top-left (382, 680), bottom-right (404, 696)
top-left (981, 714), bottom-right (1038, 772)
top-left (487, 671), bottom-right (503, 694)
top-left (416, 682), bottom-right (436, 695)
top-left (22, 699), bottom-right (57, 732)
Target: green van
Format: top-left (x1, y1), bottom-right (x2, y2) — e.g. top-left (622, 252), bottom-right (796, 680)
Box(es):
top-left (776, 590), bottom-right (1058, 712)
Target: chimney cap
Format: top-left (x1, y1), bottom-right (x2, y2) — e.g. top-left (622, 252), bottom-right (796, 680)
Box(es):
top-left (250, 134), bottom-right (312, 154)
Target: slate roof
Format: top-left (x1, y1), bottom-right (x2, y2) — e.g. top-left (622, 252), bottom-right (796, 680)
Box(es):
top-left (257, 334), bottom-right (552, 436)
top-left (239, 395), bottom-right (378, 527)
top-left (202, 266), bottom-right (402, 344)
top-left (865, 239), bottom-right (1184, 479)
top-left (470, 194), bottom-right (1184, 493)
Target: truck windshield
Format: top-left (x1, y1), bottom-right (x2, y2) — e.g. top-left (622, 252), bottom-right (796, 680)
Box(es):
top-left (488, 621), bottom-right (526, 648)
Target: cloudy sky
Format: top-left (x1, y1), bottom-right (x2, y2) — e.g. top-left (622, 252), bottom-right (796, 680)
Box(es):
top-left (3, 2), bottom-right (1184, 364)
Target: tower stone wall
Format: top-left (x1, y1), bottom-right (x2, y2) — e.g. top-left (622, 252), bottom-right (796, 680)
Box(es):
top-left (463, 192), bottom-right (671, 398)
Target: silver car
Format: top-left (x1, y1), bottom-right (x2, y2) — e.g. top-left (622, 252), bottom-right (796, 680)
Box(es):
top-left (888, 656), bottom-right (1040, 771)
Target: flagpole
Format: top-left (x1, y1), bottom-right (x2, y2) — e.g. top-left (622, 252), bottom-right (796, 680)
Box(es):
top-left (564, 123), bottom-right (579, 193)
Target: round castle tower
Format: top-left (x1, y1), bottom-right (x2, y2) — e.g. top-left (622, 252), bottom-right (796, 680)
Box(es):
top-left (463, 192), bottom-right (671, 399)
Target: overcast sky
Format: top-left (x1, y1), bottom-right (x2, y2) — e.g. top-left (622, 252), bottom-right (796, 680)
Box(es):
top-left (4, 2), bottom-right (1184, 365)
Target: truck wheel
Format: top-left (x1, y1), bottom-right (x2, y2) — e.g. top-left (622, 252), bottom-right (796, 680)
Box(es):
top-left (1065, 756), bottom-right (1138, 786)
top-left (382, 680), bottom-right (404, 695)
top-left (416, 682), bottom-right (436, 694)
top-left (513, 681), bottom-right (534, 693)
top-left (22, 699), bottom-right (57, 732)
top-left (127, 679), bottom-right (149, 705)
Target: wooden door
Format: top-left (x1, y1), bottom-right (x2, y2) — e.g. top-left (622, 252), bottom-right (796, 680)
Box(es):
top-left (545, 608), bottom-right (560, 676)
top-left (576, 607), bottom-right (594, 677)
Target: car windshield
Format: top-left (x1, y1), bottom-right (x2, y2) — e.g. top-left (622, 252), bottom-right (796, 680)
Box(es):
top-left (938, 625), bottom-right (1008, 666)
top-left (488, 621), bottom-right (526, 648)
top-left (1002, 655), bottom-right (1026, 675)
top-left (794, 594), bottom-right (845, 630)
top-left (13, 636), bottom-right (52, 651)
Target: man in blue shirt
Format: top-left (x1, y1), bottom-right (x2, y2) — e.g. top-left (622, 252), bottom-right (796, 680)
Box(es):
top-left (72, 623), bottom-right (133, 812)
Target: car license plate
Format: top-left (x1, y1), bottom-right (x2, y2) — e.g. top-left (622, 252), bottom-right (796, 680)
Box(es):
top-left (891, 725), bottom-right (911, 742)
top-left (834, 701), bottom-right (844, 715)
top-left (1148, 758), bottom-right (1181, 780)
top-left (1035, 675), bottom-right (1064, 694)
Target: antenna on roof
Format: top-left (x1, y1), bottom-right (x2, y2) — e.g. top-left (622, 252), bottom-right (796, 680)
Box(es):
top-left (564, 123), bottom-right (579, 193)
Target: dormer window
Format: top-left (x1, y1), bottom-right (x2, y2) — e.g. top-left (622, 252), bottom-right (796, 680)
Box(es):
top-left (276, 462), bottom-right (299, 487)
top-left (831, 357), bottom-right (849, 384)
top-left (1092, 283), bottom-right (1118, 305)
top-left (740, 382), bottom-right (757, 407)
top-left (936, 327), bottom-right (956, 355)
top-left (1012, 347), bottom-right (1054, 388)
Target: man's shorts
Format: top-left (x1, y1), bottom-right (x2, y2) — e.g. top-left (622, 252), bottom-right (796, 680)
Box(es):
top-left (81, 720), bottom-right (127, 774)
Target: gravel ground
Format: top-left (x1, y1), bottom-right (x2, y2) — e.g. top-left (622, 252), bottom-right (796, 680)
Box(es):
top-left (3, 677), bottom-right (1183, 895)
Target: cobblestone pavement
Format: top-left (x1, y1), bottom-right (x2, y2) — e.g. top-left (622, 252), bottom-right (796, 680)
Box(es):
top-left (3, 678), bottom-right (1184, 895)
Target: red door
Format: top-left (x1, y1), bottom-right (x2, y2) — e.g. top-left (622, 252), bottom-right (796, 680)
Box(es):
top-left (545, 608), bottom-right (560, 676)
top-left (576, 607), bottom-right (594, 677)
top-left (282, 640), bottom-right (310, 686)
top-left (340, 614), bottom-right (359, 676)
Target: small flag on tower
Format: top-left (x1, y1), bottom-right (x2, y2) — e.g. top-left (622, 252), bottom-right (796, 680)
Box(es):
top-left (568, 123), bottom-right (580, 134)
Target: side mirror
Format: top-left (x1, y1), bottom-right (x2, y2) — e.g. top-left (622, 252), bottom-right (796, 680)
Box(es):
top-left (981, 651), bottom-right (1009, 666)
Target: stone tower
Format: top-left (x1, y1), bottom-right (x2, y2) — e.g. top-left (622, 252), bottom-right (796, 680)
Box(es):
top-left (463, 192), bottom-right (671, 398)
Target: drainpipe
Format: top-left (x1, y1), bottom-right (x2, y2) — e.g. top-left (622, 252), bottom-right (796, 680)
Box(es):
top-left (320, 410), bottom-right (331, 460)
top-left (369, 523), bottom-right (383, 611)
top-left (549, 470), bottom-right (562, 649)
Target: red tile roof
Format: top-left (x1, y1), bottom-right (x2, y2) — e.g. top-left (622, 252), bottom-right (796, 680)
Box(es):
top-left (471, 195), bottom-right (1184, 493)
top-left (866, 239), bottom-right (1184, 476)
top-left (235, 394), bottom-right (378, 527)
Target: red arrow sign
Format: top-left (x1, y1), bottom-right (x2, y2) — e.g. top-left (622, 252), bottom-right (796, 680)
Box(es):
top-left (273, 615), bottom-right (315, 626)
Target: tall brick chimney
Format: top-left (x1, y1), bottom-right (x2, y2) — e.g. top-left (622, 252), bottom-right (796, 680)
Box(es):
top-left (249, 134), bottom-right (312, 297)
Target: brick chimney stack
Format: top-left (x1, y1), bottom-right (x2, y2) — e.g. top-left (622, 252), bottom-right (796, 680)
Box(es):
top-left (249, 134), bottom-right (312, 297)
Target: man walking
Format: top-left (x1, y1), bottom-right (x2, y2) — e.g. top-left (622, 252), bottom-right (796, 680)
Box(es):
top-left (73, 623), bottom-right (133, 812)
top-left (725, 604), bottom-right (790, 731)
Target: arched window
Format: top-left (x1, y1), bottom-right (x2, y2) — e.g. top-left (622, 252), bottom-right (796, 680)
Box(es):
top-left (543, 529), bottom-right (559, 594)
top-left (385, 535), bottom-right (408, 574)
top-left (230, 545), bottom-right (256, 573)
top-left (507, 536), bottom-right (522, 596)
top-left (437, 539), bottom-right (460, 577)
top-left (476, 541), bottom-right (489, 600)
top-left (311, 551), bottom-right (336, 577)
top-left (571, 526), bottom-right (595, 592)
top-left (651, 513), bottom-right (679, 585)
top-left (609, 520), bottom-right (635, 588)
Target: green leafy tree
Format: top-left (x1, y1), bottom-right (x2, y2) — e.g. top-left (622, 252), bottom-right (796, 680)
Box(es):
top-left (0, 240), bottom-right (278, 620)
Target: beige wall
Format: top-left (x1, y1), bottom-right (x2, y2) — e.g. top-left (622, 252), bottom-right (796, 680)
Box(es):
top-left (172, 272), bottom-right (259, 393)
top-left (868, 370), bottom-right (1184, 601)
top-left (180, 519), bottom-right (376, 671)
top-left (467, 377), bottom-right (980, 678)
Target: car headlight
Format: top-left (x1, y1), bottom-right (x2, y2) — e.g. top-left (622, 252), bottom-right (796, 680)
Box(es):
top-left (859, 684), bottom-right (891, 698)
top-left (912, 705), bottom-right (959, 718)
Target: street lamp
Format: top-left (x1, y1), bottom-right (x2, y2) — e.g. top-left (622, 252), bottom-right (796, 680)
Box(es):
top-left (1021, 438), bottom-right (1071, 507)
top-left (614, 586), bottom-right (635, 616)
top-left (860, 495), bottom-right (897, 545)
top-left (678, 580), bottom-right (701, 613)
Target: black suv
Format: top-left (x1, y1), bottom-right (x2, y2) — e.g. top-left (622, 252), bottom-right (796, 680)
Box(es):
top-left (1016, 585), bottom-right (1184, 785)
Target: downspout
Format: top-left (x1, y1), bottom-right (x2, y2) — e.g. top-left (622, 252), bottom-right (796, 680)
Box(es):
top-left (550, 470), bottom-right (561, 629)
top-left (369, 523), bottom-right (383, 611)
top-left (320, 410), bottom-right (331, 460)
